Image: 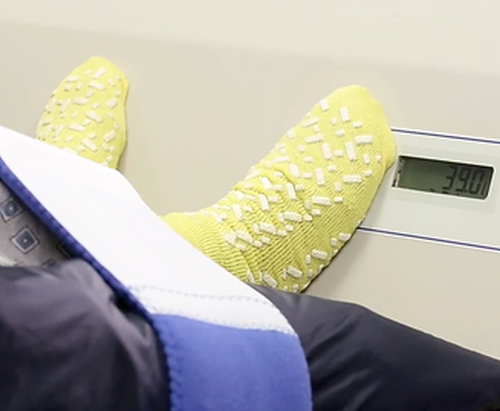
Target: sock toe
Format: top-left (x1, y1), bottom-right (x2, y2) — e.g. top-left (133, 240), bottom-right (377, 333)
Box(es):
top-left (36, 56), bottom-right (129, 169)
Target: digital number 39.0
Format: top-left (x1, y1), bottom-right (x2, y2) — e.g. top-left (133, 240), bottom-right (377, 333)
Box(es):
top-left (442, 165), bottom-right (488, 196)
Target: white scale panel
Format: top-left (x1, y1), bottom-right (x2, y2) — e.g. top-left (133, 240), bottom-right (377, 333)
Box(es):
top-left (308, 128), bottom-right (500, 359)
top-left (361, 128), bottom-right (500, 251)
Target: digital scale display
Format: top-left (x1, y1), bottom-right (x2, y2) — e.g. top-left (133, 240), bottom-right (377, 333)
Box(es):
top-left (393, 156), bottom-right (494, 200)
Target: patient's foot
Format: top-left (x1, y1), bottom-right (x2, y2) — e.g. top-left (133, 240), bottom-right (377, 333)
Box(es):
top-left (164, 86), bottom-right (396, 292)
top-left (36, 57), bottom-right (128, 169)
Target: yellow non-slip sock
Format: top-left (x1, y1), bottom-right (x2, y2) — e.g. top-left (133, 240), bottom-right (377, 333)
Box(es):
top-left (36, 57), bottom-right (128, 169)
top-left (163, 85), bottom-right (396, 292)
top-left (36, 64), bottom-right (396, 292)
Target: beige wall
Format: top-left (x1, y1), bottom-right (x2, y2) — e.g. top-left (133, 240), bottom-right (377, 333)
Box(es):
top-left (2, 0), bottom-right (500, 213)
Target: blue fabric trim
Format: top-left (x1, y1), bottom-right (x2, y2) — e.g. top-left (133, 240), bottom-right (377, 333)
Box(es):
top-left (153, 314), bottom-right (311, 411)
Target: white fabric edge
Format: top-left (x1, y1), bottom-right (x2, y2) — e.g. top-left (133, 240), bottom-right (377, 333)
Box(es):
top-left (0, 126), bottom-right (295, 334)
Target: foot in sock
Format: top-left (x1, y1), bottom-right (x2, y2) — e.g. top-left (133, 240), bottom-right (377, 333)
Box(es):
top-left (36, 60), bottom-right (396, 291)
top-left (36, 57), bottom-right (128, 169)
top-left (163, 85), bottom-right (396, 292)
